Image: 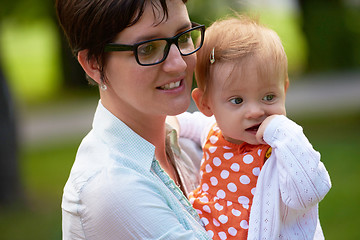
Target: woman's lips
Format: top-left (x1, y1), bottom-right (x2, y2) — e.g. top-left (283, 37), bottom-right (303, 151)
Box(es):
top-left (158, 80), bottom-right (182, 90)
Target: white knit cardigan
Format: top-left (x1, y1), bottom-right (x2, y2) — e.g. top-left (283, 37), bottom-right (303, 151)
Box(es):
top-left (177, 113), bottom-right (332, 240)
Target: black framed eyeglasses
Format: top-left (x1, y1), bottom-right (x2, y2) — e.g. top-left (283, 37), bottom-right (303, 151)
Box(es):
top-left (104, 22), bottom-right (205, 66)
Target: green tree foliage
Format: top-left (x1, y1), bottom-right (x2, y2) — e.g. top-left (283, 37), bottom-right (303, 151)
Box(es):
top-left (187, 0), bottom-right (243, 26)
top-left (1, 0), bottom-right (52, 20)
top-left (1, 0), bottom-right (87, 90)
top-left (299, 0), bottom-right (360, 72)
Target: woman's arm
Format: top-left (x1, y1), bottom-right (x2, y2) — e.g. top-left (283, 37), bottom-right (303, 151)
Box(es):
top-left (262, 115), bottom-right (331, 209)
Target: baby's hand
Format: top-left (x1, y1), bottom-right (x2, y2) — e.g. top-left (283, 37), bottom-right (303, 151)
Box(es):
top-left (256, 115), bottom-right (280, 144)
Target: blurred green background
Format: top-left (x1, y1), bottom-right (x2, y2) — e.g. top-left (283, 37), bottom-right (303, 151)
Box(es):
top-left (0, 0), bottom-right (359, 239)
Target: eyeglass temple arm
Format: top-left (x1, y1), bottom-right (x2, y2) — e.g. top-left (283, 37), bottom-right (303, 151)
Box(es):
top-left (104, 44), bottom-right (134, 52)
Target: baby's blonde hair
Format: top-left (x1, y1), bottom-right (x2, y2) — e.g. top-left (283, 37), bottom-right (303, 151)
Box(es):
top-left (195, 15), bottom-right (289, 95)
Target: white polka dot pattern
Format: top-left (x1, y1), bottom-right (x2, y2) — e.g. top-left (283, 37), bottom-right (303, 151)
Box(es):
top-left (189, 125), bottom-right (270, 240)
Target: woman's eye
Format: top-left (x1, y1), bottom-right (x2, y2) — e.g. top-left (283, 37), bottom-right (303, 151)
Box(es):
top-left (138, 43), bottom-right (156, 56)
top-left (178, 32), bottom-right (191, 44)
top-left (229, 97), bottom-right (243, 104)
top-left (263, 94), bottom-right (275, 101)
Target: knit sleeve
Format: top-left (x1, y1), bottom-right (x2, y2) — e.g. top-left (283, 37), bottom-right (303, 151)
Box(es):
top-left (263, 115), bottom-right (331, 210)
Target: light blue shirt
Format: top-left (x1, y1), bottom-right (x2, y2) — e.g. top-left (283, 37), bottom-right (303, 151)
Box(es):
top-left (62, 101), bottom-right (210, 240)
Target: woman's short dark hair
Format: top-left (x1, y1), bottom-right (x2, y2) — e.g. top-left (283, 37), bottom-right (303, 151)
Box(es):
top-left (55, 0), bottom-right (188, 82)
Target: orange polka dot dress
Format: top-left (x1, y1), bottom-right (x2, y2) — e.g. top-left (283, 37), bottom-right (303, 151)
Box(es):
top-left (189, 124), bottom-right (271, 240)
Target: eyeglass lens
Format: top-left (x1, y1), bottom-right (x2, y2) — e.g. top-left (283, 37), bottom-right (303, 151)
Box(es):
top-left (136, 27), bottom-right (202, 65)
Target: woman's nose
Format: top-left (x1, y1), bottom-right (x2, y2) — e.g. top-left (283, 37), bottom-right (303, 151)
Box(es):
top-left (162, 44), bottom-right (187, 72)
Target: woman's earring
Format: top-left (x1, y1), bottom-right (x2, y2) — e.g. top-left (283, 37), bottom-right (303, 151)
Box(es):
top-left (100, 83), bottom-right (107, 91)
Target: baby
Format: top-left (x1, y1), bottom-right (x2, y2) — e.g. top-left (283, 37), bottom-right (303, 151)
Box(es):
top-left (177, 15), bottom-right (331, 240)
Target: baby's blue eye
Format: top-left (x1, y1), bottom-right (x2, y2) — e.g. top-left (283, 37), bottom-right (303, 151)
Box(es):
top-left (229, 97), bottom-right (243, 104)
top-left (263, 94), bottom-right (275, 101)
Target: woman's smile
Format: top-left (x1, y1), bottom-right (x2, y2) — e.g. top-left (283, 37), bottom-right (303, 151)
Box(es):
top-left (158, 79), bottom-right (182, 90)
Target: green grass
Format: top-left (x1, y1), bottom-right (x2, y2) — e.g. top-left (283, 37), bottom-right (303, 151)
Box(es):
top-left (20, 140), bottom-right (79, 201)
top-left (0, 139), bottom-right (79, 240)
top-left (296, 112), bottom-right (360, 240)
top-left (0, 112), bottom-right (359, 239)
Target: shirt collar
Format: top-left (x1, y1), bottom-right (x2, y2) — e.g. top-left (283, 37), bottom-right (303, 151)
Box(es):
top-left (92, 100), bottom-right (156, 171)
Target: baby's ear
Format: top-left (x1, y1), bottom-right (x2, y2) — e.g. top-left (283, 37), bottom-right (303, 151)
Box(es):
top-left (192, 88), bottom-right (213, 117)
top-left (284, 79), bottom-right (290, 94)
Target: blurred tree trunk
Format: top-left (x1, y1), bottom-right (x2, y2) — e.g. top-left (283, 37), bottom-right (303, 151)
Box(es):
top-left (0, 61), bottom-right (22, 205)
top-left (298, 0), bottom-right (359, 72)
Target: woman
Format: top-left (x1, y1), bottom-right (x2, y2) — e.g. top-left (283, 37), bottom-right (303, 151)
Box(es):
top-left (55, 0), bottom-right (210, 239)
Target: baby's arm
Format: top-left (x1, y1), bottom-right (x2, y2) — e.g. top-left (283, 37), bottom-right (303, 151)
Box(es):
top-left (176, 111), bottom-right (216, 146)
top-left (259, 115), bottom-right (331, 209)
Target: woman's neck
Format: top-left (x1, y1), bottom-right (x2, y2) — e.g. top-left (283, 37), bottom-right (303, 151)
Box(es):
top-left (101, 94), bottom-right (167, 145)
top-left (125, 113), bottom-right (168, 151)
top-left (101, 95), bottom-right (174, 176)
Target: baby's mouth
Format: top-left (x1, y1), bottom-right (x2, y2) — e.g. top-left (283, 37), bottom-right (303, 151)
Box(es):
top-left (246, 124), bottom-right (261, 133)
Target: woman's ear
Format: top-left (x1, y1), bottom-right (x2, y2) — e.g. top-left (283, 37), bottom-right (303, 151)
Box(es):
top-left (77, 50), bottom-right (102, 85)
top-left (192, 88), bottom-right (213, 117)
